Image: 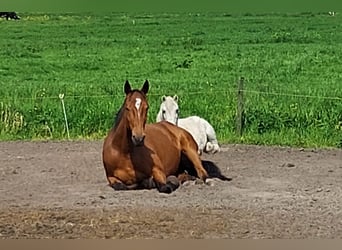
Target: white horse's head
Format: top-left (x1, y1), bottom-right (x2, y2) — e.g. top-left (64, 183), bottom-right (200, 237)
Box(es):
top-left (156, 95), bottom-right (179, 125)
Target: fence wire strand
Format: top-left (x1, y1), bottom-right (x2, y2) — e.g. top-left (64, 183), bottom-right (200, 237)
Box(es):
top-left (0, 88), bottom-right (341, 102)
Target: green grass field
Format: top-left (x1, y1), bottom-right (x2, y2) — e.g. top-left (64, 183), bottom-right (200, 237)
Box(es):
top-left (0, 12), bottom-right (341, 147)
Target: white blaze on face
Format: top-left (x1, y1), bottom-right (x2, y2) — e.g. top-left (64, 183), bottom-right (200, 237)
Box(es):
top-left (135, 98), bottom-right (142, 111)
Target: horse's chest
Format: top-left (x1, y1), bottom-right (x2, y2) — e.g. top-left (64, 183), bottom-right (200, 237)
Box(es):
top-left (129, 148), bottom-right (153, 171)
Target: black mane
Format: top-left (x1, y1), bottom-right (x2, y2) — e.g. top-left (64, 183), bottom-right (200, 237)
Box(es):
top-left (113, 104), bottom-right (124, 129)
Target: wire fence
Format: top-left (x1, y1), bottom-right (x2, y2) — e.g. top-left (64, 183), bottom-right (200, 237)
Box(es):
top-left (0, 81), bottom-right (341, 145)
top-left (1, 87), bottom-right (341, 102)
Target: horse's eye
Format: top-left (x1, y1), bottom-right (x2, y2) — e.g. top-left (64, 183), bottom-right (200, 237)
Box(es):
top-left (162, 110), bottom-right (166, 114)
top-left (176, 109), bottom-right (179, 114)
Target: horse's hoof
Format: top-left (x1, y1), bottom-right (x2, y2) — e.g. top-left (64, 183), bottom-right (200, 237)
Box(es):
top-left (111, 182), bottom-right (128, 190)
top-left (205, 142), bottom-right (220, 154)
top-left (158, 184), bottom-right (173, 194)
top-left (182, 180), bottom-right (195, 186)
top-left (194, 179), bottom-right (205, 185)
top-left (166, 175), bottom-right (180, 190)
top-left (205, 179), bottom-right (215, 186)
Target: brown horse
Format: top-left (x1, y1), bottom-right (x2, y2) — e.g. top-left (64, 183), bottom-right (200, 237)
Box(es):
top-left (102, 80), bottom-right (208, 193)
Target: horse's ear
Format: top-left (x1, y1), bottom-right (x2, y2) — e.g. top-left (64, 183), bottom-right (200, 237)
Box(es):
top-left (124, 80), bottom-right (131, 94)
top-left (141, 80), bottom-right (149, 94)
top-left (173, 95), bottom-right (179, 102)
top-left (161, 95), bottom-right (166, 102)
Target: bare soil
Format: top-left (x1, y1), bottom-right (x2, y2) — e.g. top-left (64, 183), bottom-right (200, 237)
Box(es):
top-left (0, 141), bottom-right (341, 239)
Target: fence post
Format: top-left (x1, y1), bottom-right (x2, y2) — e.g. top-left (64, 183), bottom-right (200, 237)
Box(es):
top-left (236, 77), bottom-right (245, 137)
top-left (59, 93), bottom-right (70, 140)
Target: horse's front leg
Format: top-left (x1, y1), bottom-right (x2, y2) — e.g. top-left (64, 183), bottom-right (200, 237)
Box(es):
top-left (107, 176), bottom-right (138, 190)
top-left (152, 168), bottom-right (180, 193)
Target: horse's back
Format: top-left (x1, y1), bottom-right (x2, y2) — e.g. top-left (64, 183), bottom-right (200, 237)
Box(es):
top-left (178, 116), bottom-right (206, 131)
top-left (145, 122), bottom-right (179, 144)
top-left (145, 121), bottom-right (197, 149)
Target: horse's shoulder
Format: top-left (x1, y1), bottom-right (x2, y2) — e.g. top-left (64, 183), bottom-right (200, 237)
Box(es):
top-left (192, 116), bottom-right (208, 123)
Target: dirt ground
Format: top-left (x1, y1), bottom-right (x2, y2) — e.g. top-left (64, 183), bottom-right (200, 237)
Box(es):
top-left (0, 140), bottom-right (341, 239)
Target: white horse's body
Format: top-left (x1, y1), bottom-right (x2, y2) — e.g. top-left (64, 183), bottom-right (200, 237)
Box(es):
top-left (156, 95), bottom-right (220, 155)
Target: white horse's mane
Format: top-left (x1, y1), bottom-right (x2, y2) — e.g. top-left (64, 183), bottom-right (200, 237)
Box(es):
top-left (156, 95), bottom-right (220, 154)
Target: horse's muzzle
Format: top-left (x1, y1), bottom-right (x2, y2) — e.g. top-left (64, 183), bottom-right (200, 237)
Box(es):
top-left (132, 135), bottom-right (145, 146)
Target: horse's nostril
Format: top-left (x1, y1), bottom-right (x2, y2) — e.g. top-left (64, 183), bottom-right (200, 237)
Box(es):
top-left (139, 135), bottom-right (145, 144)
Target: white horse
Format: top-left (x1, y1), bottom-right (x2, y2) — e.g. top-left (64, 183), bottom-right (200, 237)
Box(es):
top-left (156, 95), bottom-right (220, 155)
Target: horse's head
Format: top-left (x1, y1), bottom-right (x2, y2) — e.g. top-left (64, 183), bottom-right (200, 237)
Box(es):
top-left (123, 80), bottom-right (149, 146)
top-left (157, 95), bottom-right (179, 125)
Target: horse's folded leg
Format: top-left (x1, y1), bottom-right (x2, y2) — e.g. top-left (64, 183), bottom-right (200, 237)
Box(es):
top-left (166, 175), bottom-right (180, 190)
top-left (205, 142), bottom-right (220, 154)
top-left (154, 178), bottom-right (175, 193)
top-left (155, 176), bottom-right (180, 193)
top-left (157, 184), bottom-right (173, 193)
top-left (177, 172), bottom-right (197, 183)
top-left (152, 168), bottom-right (175, 193)
top-left (111, 182), bottom-right (129, 190)
top-left (140, 177), bottom-right (156, 189)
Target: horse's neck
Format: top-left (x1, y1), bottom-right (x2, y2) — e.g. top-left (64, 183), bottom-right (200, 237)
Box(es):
top-left (111, 119), bottom-right (132, 152)
top-left (156, 110), bottom-right (163, 122)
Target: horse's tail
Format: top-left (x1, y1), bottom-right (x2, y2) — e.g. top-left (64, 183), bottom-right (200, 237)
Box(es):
top-left (201, 160), bottom-right (232, 181)
top-left (200, 118), bottom-right (220, 154)
top-left (179, 154), bottom-right (231, 181)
